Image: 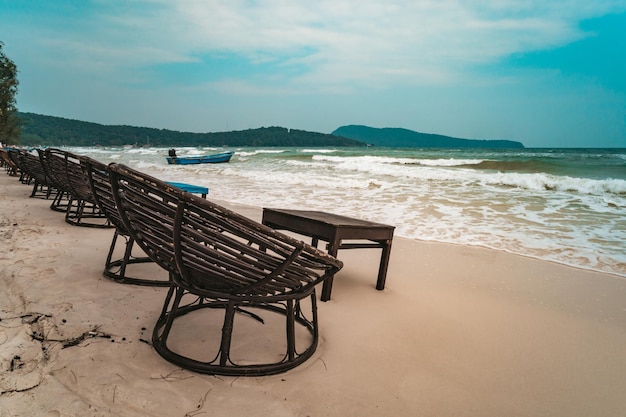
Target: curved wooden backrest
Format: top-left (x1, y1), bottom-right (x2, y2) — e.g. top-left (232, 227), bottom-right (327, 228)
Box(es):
top-left (64, 151), bottom-right (95, 203)
top-left (109, 163), bottom-right (186, 277)
top-left (18, 150), bottom-right (49, 185)
top-left (42, 148), bottom-right (71, 192)
top-left (108, 163), bottom-right (342, 300)
top-left (81, 156), bottom-right (126, 231)
top-left (6, 149), bottom-right (22, 170)
top-left (40, 148), bottom-right (98, 203)
top-left (0, 149), bottom-right (19, 175)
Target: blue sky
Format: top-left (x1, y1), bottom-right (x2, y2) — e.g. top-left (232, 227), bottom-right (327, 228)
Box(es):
top-left (1, 0), bottom-right (625, 147)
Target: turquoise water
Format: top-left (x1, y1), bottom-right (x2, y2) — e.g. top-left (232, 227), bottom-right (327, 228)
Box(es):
top-left (68, 146), bottom-right (626, 278)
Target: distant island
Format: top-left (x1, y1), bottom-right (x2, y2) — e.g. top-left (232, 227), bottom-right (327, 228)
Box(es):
top-left (16, 112), bottom-right (524, 149)
top-left (17, 112), bottom-right (365, 147)
top-left (332, 125), bottom-right (525, 148)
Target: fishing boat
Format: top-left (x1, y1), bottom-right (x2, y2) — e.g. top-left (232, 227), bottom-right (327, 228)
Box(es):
top-left (166, 150), bottom-right (234, 165)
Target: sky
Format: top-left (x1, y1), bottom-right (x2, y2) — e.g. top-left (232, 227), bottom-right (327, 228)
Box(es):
top-left (1, 0), bottom-right (626, 148)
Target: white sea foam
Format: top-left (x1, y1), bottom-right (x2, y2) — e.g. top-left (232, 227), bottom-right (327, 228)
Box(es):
top-left (301, 149), bottom-right (337, 153)
top-left (413, 158), bottom-right (485, 166)
top-left (313, 154), bottom-right (484, 166)
top-left (315, 155), bottom-right (626, 197)
top-left (237, 149), bottom-right (286, 157)
top-left (124, 148), bottom-right (160, 155)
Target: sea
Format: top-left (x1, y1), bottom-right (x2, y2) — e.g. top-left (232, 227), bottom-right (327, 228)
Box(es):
top-left (66, 145), bottom-right (626, 279)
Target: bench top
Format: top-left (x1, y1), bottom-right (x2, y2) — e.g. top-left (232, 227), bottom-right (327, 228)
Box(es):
top-left (166, 181), bottom-right (209, 196)
top-left (262, 208), bottom-right (395, 242)
top-left (263, 208), bottom-right (394, 228)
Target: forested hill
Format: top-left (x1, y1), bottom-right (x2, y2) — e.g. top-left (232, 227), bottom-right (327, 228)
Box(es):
top-left (17, 112), bottom-right (366, 147)
top-left (332, 125), bottom-right (525, 148)
top-left (16, 112), bottom-right (525, 149)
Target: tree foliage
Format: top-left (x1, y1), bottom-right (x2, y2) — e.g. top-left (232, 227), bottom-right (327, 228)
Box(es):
top-left (18, 112), bottom-right (366, 148)
top-left (333, 125), bottom-right (525, 149)
top-left (0, 41), bottom-right (20, 145)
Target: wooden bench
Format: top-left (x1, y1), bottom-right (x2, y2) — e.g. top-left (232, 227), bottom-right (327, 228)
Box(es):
top-left (166, 181), bottom-right (208, 198)
top-left (262, 208), bottom-right (395, 301)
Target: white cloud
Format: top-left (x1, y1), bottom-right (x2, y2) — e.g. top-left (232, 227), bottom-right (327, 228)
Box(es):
top-left (11, 0), bottom-right (623, 91)
top-left (124, 0), bottom-right (625, 87)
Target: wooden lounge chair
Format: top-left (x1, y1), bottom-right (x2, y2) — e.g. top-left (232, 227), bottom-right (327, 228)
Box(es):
top-left (44, 148), bottom-right (110, 228)
top-left (16, 150), bottom-right (56, 198)
top-left (38, 149), bottom-right (71, 212)
top-left (6, 148), bottom-right (29, 183)
top-left (108, 163), bottom-right (343, 375)
top-left (0, 148), bottom-right (19, 177)
top-left (81, 156), bottom-right (167, 286)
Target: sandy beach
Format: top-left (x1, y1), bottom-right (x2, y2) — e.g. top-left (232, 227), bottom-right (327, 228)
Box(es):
top-left (1, 172), bottom-right (626, 417)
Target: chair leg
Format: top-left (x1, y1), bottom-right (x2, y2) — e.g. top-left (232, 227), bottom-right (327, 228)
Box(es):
top-left (105, 230), bottom-right (121, 270)
top-left (286, 299), bottom-right (296, 361)
top-left (150, 287), bottom-right (321, 376)
top-left (310, 291), bottom-right (319, 340)
top-left (30, 182), bottom-right (42, 198)
top-left (102, 230), bottom-right (168, 286)
top-left (218, 301), bottom-right (237, 367)
top-left (65, 198), bottom-right (111, 228)
top-left (157, 285), bottom-right (185, 345)
top-left (64, 196), bottom-right (77, 224)
top-left (50, 190), bottom-right (69, 212)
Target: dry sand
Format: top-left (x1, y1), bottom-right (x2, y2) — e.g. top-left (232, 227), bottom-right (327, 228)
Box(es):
top-left (1, 173), bottom-right (626, 417)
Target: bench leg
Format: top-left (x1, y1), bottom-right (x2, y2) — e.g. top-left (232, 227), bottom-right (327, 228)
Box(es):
top-left (376, 239), bottom-right (393, 290)
top-left (320, 241), bottom-right (339, 302)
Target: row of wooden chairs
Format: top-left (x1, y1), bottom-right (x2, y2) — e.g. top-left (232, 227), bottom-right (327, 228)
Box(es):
top-left (0, 148), bottom-right (21, 177)
top-left (6, 147), bottom-right (343, 376)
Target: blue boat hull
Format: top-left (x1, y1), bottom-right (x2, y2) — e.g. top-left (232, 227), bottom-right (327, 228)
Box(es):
top-left (166, 151), bottom-right (234, 165)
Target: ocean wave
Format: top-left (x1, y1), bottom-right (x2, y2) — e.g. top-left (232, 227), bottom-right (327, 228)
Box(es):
top-left (460, 159), bottom-right (557, 173)
top-left (309, 154), bottom-right (626, 197)
top-left (313, 154), bottom-right (484, 166)
top-left (123, 148), bottom-right (161, 155)
top-left (237, 149), bottom-right (286, 157)
top-left (487, 173), bottom-right (626, 196)
top-left (300, 149), bottom-right (338, 153)
top-left (412, 158), bottom-right (484, 167)
top-left (313, 155), bottom-right (405, 164)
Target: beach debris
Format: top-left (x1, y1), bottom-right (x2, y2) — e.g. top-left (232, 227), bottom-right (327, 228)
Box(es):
top-left (1, 311), bottom-right (118, 393)
top-left (183, 389), bottom-right (212, 417)
top-left (30, 324), bottom-right (112, 348)
top-left (9, 355), bottom-right (22, 372)
top-left (0, 318), bottom-right (46, 393)
top-left (139, 326), bottom-right (152, 345)
top-left (0, 312), bottom-right (52, 324)
top-left (151, 368), bottom-right (194, 382)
